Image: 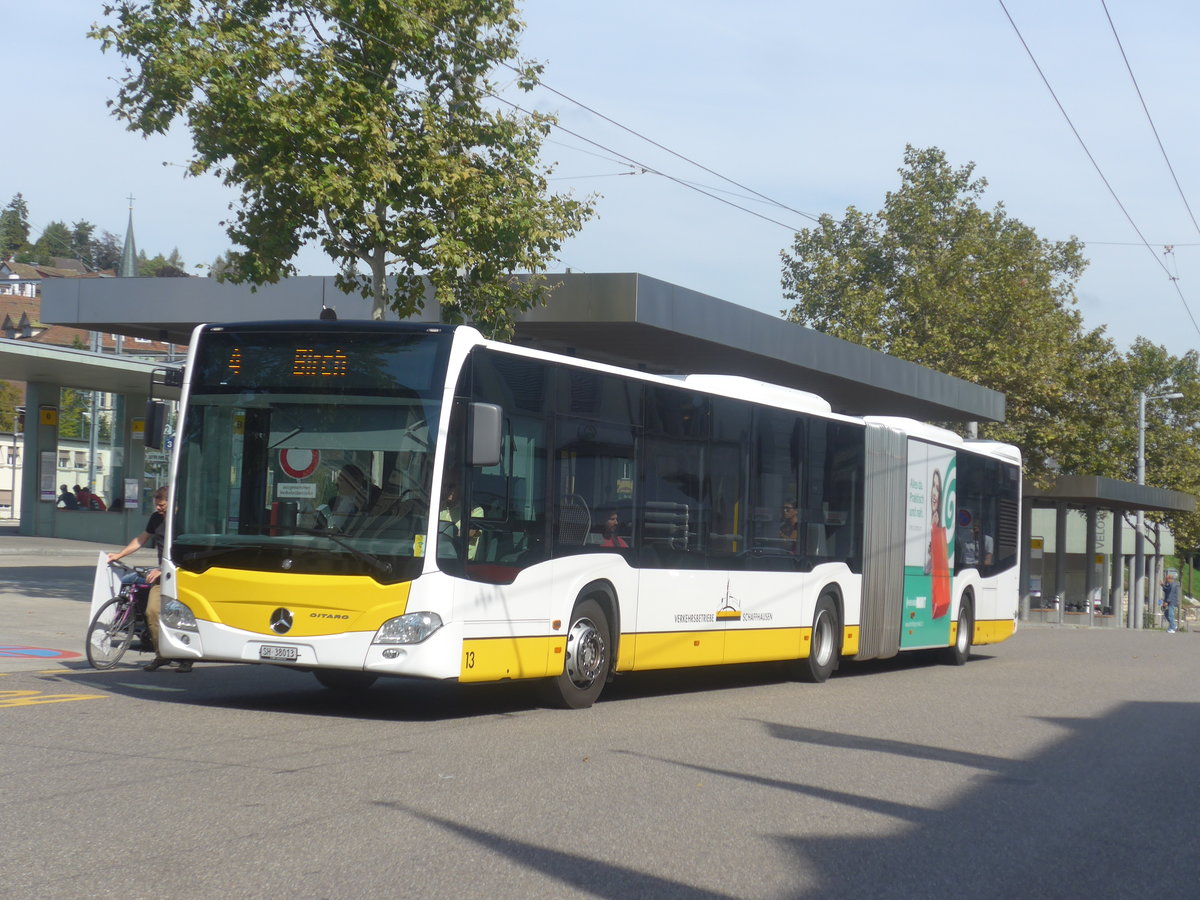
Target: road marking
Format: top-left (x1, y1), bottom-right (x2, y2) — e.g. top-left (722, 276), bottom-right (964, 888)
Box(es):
top-left (0, 689), bottom-right (105, 707)
top-left (0, 645), bottom-right (82, 660)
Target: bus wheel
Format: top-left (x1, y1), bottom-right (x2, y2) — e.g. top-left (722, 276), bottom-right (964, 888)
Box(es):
top-left (314, 669), bottom-right (379, 691)
top-left (798, 595), bottom-right (840, 683)
top-left (942, 600), bottom-right (973, 666)
top-left (543, 598), bottom-right (610, 709)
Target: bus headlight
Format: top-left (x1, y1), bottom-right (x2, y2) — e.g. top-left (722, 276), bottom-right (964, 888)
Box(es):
top-left (161, 598), bottom-right (199, 632)
top-left (375, 612), bottom-right (442, 644)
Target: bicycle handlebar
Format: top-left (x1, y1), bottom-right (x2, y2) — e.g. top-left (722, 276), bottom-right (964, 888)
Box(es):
top-left (107, 560), bottom-right (157, 579)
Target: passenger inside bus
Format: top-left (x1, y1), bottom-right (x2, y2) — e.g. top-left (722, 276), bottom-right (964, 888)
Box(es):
top-left (317, 464), bottom-right (378, 532)
top-left (595, 508), bottom-right (628, 548)
top-left (779, 498), bottom-right (799, 550)
top-left (440, 476), bottom-right (483, 559)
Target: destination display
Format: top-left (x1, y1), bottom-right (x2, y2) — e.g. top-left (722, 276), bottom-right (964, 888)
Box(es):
top-left (193, 328), bottom-right (452, 394)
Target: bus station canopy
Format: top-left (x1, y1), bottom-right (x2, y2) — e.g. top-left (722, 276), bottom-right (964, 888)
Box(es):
top-left (1026, 474), bottom-right (1195, 514)
top-left (42, 271), bottom-right (1004, 422)
top-left (0, 337), bottom-right (178, 398)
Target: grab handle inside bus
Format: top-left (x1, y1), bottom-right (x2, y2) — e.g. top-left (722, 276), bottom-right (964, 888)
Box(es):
top-left (469, 402), bottom-right (502, 467)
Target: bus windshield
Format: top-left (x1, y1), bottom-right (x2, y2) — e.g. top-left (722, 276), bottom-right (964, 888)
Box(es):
top-left (172, 326), bottom-right (454, 583)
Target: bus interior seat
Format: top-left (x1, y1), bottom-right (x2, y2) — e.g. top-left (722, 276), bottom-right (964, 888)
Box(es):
top-left (557, 494), bottom-right (591, 545)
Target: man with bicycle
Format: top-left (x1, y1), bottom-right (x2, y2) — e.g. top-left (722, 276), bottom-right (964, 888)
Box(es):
top-left (107, 486), bottom-right (192, 673)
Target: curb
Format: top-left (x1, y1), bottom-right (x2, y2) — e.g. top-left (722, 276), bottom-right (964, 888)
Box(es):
top-left (0, 529), bottom-right (115, 557)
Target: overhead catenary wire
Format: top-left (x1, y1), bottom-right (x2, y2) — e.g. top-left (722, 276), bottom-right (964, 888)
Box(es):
top-left (373, 0), bottom-right (822, 224)
top-left (329, 11), bottom-right (812, 233)
top-left (997, 0), bottom-right (1200, 340)
top-left (1101, 0), bottom-right (1200, 242)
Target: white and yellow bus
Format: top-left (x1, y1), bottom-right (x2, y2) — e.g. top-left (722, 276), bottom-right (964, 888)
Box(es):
top-left (155, 320), bottom-right (1021, 707)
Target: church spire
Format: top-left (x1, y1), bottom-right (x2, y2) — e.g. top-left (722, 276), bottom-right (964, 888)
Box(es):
top-left (119, 194), bottom-right (138, 277)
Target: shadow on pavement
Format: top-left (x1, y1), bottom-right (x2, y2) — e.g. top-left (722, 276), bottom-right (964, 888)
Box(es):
top-left (42, 648), bottom-right (998, 723)
top-left (0, 565), bottom-right (95, 602)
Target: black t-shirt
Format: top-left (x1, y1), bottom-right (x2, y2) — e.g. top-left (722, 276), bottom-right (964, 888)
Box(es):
top-left (146, 510), bottom-right (166, 564)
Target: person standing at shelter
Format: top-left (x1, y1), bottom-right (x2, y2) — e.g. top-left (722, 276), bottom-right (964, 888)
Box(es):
top-left (58, 485), bottom-right (79, 509)
top-left (1161, 571), bottom-right (1181, 634)
top-left (107, 486), bottom-right (192, 672)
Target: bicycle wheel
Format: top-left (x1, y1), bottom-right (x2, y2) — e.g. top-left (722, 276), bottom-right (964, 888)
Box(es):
top-left (86, 597), bottom-right (138, 669)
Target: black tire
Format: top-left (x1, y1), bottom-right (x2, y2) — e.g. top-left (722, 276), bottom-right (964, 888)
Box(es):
top-left (86, 597), bottom-right (138, 669)
top-left (942, 599), bottom-right (973, 666)
top-left (313, 669), bottom-right (379, 691)
top-left (542, 598), bottom-right (610, 709)
top-left (798, 595), bottom-right (840, 683)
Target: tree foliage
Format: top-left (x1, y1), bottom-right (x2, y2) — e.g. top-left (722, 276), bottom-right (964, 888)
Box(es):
top-left (208, 250), bottom-right (242, 280)
top-left (71, 221), bottom-right (97, 261)
top-left (0, 381), bottom-right (22, 434)
top-left (90, 231), bottom-right (124, 272)
top-left (781, 146), bottom-right (1117, 487)
top-left (57, 389), bottom-right (91, 440)
top-left (0, 193), bottom-right (31, 258)
top-left (1117, 339), bottom-right (1200, 550)
top-left (139, 247), bottom-right (187, 277)
top-left (29, 221), bottom-right (74, 265)
top-left (92, 0), bottom-right (594, 338)
top-left (0, 191), bottom-right (189, 274)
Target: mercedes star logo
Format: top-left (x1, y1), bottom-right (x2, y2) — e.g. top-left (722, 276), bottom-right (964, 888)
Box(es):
top-left (270, 608), bottom-right (294, 634)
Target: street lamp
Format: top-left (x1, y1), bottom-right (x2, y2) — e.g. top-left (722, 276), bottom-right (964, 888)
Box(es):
top-left (1132, 389), bottom-right (1183, 628)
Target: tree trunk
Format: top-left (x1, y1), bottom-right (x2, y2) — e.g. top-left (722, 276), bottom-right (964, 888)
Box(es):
top-left (370, 244), bottom-right (387, 321)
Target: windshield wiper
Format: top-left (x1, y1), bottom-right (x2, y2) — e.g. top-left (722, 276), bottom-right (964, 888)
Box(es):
top-left (268, 425), bottom-right (304, 450)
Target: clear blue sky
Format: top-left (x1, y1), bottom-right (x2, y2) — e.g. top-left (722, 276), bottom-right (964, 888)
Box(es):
top-left (5, 1), bottom-right (1200, 357)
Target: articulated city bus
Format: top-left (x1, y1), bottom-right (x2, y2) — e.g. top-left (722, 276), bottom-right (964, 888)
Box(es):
top-left (154, 320), bottom-right (1021, 707)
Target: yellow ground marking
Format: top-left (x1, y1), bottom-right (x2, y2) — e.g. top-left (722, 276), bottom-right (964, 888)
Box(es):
top-left (0, 689), bottom-right (106, 707)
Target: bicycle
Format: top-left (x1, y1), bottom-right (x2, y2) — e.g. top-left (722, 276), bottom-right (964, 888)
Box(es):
top-left (84, 561), bottom-right (156, 669)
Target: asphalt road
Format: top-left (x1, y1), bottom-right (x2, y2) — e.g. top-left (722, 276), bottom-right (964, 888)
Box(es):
top-left (2, 543), bottom-right (1198, 899)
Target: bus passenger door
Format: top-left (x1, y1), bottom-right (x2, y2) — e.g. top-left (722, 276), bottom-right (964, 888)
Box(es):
top-left (633, 431), bottom-right (725, 669)
top-left (900, 441), bottom-right (955, 649)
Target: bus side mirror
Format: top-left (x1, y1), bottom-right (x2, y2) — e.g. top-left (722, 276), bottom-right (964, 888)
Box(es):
top-left (145, 401), bottom-right (167, 450)
top-left (468, 402), bottom-right (502, 468)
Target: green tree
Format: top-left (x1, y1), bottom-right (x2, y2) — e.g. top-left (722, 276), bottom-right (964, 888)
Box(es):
top-left (139, 247), bottom-right (187, 277)
top-left (1118, 339), bottom-right (1200, 551)
top-left (89, 231), bottom-right (123, 272)
top-left (208, 250), bottom-right (242, 279)
top-left (30, 221), bottom-right (75, 265)
top-left (58, 389), bottom-right (91, 440)
top-left (781, 145), bottom-right (1111, 487)
top-left (92, 0), bottom-right (594, 338)
top-left (0, 193), bottom-right (31, 258)
top-left (1, 381), bottom-right (22, 434)
top-left (71, 220), bottom-right (97, 264)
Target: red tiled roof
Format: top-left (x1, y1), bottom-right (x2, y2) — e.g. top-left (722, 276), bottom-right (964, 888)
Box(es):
top-left (2, 261), bottom-right (98, 280)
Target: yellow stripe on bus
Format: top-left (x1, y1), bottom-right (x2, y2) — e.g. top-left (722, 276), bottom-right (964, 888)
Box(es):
top-left (974, 618), bottom-right (1017, 646)
top-left (458, 618), bottom-right (1003, 685)
top-left (176, 568), bottom-right (411, 636)
top-left (724, 627), bottom-right (804, 664)
top-left (460, 636), bottom-right (563, 682)
top-left (629, 626), bottom-right (861, 671)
